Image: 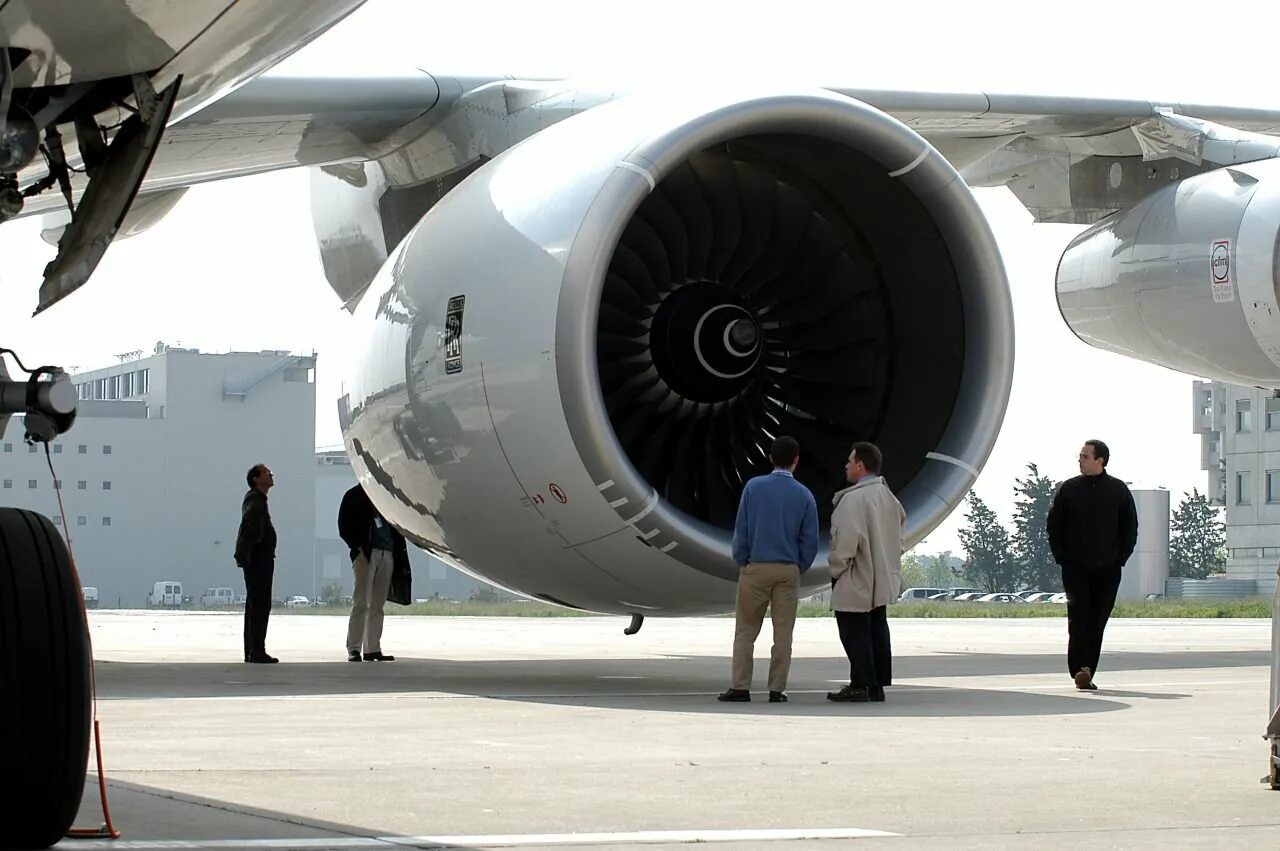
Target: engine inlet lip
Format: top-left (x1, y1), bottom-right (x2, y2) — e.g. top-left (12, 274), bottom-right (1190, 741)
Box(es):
top-left (556, 89), bottom-right (1013, 584)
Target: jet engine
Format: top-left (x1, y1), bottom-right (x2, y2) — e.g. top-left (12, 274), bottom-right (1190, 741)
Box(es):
top-left (1058, 157), bottom-right (1280, 387)
top-left (339, 89), bottom-right (1013, 614)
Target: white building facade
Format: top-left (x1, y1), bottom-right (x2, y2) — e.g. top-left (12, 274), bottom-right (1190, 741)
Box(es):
top-left (1193, 380), bottom-right (1280, 596)
top-left (1, 346), bottom-right (317, 606)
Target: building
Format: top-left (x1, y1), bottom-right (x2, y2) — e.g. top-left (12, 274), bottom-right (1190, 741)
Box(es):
top-left (1192, 380), bottom-right (1280, 596)
top-left (313, 450), bottom-right (494, 602)
top-left (1, 346), bottom-right (317, 606)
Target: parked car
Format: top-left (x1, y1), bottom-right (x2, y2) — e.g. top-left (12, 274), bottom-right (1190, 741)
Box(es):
top-left (1048, 592), bottom-right (1068, 603)
top-left (898, 587), bottom-right (946, 602)
top-left (953, 592), bottom-right (985, 602)
top-left (81, 586), bottom-right (98, 609)
top-left (284, 595), bottom-right (311, 608)
top-left (201, 587), bottom-right (236, 607)
top-left (1023, 592), bottom-right (1058, 603)
top-left (977, 593), bottom-right (1023, 603)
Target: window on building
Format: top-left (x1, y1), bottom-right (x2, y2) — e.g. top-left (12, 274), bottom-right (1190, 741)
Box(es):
top-left (102, 517), bottom-right (111, 527)
top-left (52, 515), bottom-right (61, 526)
top-left (1268, 471), bottom-right (1280, 503)
top-left (1237, 399), bottom-right (1253, 432)
top-left (2, 480), bottom-right (10, 489)
top-left (78, 444), bottom-right (87, 454)
top-left (77, 481), bottom-right (86, 490)
top-left (1237, 470), bottom-right (1253, 505)
top-left (28, 443), bottom-right (36, 453)
top-left (1267, 398), bottom-right (1280, 431)
top-left (27, 480), bottom-right (36, 489)
top-left (54, 479), bottom-right (61, 490)
top-left (2, 443), bottom-right (10, 452)
top-left (76, 516), bottom-right (86, 526)
top-left (102, 481), bottom-right (111, 490)
top-left (138, 369), bottom-right (150, 394)
top-left (102, 445), bottom-right (112, 455)
top-left (52, 444), bottom-right (62, 454)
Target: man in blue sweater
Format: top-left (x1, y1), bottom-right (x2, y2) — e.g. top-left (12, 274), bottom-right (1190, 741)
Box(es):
top-left (719, 436), bottom-right (819, 703)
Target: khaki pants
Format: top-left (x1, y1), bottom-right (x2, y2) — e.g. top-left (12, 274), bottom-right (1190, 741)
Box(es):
top-left (731, 561), bottom-right (801, 692)
top-left (346, 549), bottom-right (394, 654)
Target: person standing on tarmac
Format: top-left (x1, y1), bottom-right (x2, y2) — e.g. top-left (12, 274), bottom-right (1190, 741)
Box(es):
top-left (1046, 439), bottom-right (1138, 691)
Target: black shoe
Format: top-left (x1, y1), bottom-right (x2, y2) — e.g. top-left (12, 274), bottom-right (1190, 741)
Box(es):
top-left (1074, 668), bottom-right (1097, 690)
top-left (768, 691), bottom-right (788, 703)
top-left (869, 686), bottom-right (886, 703)
top-left (363, 652), bottom-right (395, 662)
top-left (247, 654), bottom-right (278, 664)
top-left (348, 650), bottom-right (362, 662)
top-left (826, 685), bottom-right (870, 702)
top-left (717, 688), bottom-right (750, 702)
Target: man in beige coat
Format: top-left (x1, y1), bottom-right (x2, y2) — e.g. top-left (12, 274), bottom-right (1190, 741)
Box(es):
top-left (826, 442), bottom-right (904, 703)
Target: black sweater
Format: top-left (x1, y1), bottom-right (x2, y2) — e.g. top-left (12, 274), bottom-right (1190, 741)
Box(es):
top-left (1046, 471), bottom-right (1138, 572)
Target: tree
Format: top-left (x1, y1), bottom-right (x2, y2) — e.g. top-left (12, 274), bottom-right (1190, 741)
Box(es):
top-left (1169, 488), bottom-right (1226, 579)
top-left (319, 583), bottom-right (343, 607)
top-left (899, 552), bottom-right (929, 590)
top-left (957, 491), bottom-right (1018, 592)
top-left (923, 551), bottom-right (960, 588)
top-left (1010, 463), bottom-right (1061, 591)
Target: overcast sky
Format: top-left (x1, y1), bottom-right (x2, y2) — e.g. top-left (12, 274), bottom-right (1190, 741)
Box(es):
top-left (3, 0), bottom-right (1279, 554)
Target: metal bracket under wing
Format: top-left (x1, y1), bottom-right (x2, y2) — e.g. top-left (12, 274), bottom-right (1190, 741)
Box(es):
top-left (35, 75), bottom-right (181, 315)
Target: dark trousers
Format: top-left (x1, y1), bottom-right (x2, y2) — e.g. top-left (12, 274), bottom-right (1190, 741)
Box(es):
top-left (1061, 565), bottom-right (1121, 676)
top-left (242, 560), bottom-right (275, 659)
top-left (835, 606), bottom-right (892, 688)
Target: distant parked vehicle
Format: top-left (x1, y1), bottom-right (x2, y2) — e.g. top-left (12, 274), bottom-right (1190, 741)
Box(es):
top-left (1023, 592), bottom-right (1057, 603)
top-left (81, 586), bottom-right (98, 609)
top-left (898, 587), bottom-right (946, 602)
top-left (926, 592), bottom-right (952, 601)
top-left (284, 595), bottom-right (311, 608)
top-left (977, 593), bottom-right (1023, 603)
top-left (147, 581), bottom-right (183, 608)
top-left (201, 587), bottom-right (236, 608)
top-left (1048, 592), bottom-right (1068, 604)
top-left (953, 592), bottom-right (985, 602)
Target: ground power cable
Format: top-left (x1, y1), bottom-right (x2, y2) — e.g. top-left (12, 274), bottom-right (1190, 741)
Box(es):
top-left (41, 442), bottom-right (122, 841)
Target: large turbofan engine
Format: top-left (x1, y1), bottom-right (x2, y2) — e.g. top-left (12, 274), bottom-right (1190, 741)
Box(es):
top-left (339, 89), bottom-right (1013, 614)
top-left (1058, 157), bottom-right (1280, 387)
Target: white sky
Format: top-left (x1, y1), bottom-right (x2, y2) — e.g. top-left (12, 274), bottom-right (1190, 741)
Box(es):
top-left (3, 0), bottom-right (1279, 554)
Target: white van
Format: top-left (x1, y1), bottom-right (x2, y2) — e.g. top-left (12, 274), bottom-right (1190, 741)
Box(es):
top-left (201, 587), bottom-right (236, 607)
top-left (147, 581), bottom-right (183, 608)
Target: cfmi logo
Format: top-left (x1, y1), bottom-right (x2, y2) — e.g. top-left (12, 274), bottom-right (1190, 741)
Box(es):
top-left (1211, 240), bottom-right (1231, 284)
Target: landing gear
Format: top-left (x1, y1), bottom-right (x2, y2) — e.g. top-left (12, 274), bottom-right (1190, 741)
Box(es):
top-left (624, 613), bottom-right (644, 635)
top-left (1, 350), bottom-right (86, 848)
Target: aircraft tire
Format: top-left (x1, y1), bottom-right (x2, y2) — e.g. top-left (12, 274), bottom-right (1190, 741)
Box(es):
top-left (0, 508), bottom-right (91, 849)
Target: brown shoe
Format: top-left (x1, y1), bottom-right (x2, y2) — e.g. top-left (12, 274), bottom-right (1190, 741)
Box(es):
top-left (1074, 668), bottom-right (1095, 690)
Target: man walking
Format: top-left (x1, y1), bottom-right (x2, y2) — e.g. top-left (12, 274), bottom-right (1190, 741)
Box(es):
top-left (1046, 439), bottom-right (1138, 691)
top-left (826, 442), bottom-right (904, 703)
top-left (234, 463), bottom-right (278, 663)
top-left (338, 483), bottom-right (409, 662)
top-left (719, 436), bottom-right (819, 704)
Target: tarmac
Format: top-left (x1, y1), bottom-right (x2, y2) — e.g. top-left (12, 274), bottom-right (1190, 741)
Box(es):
top-left (43, 610), bottom-right (1280, 849)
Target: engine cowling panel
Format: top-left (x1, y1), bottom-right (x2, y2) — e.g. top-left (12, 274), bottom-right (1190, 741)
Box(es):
top-left (1057, 158), bottom-right (1280, 387)
top-left (339, 89), bottom-right (1013, 614)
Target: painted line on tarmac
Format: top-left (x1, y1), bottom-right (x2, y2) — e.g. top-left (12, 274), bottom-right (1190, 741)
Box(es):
top-left (68, 826), bottom-right (900, 848)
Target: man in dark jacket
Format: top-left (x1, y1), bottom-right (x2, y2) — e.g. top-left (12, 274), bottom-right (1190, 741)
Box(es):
top-left (1046, 439), bottom-right (1138, 690)
top-left (338, 483), bottom-right (410, 662)
top-left (234, 463), bottom-right (278, 663)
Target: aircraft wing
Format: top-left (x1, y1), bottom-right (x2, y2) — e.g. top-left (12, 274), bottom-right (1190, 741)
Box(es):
top-left (13, 75), bottom-right (1280, 225)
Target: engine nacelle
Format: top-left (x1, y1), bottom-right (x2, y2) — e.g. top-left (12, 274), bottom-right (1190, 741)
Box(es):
top-left (339, 88), bottom-right (1013, 614)
top-left (1057, 158), bottom-right (1280, 387)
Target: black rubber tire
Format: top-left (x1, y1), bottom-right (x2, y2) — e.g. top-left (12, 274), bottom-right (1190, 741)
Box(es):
top-left (0, 508), bottom-right (91, 849)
